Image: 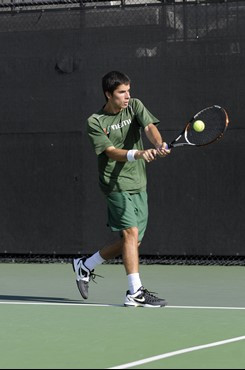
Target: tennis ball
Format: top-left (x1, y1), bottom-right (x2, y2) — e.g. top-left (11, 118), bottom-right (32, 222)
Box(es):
top-left (193, 120), bottom-right (205, 132)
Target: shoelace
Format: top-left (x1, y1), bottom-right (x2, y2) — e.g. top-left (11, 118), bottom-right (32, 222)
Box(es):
top-left (141, 288), bottom-right (161, 302)
top-left (89, 270), bottom-right (104, 284)
top-left (79, 259), bottom-right (104, 283)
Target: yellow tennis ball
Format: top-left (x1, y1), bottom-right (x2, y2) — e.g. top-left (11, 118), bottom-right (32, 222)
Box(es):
top-left (193, 120), bottom-right (205, 132)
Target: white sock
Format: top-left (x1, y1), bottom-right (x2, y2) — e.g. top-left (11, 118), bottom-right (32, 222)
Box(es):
top-left (84, 251), bottom-right (105, 271)
top-left (127, 273), bottom-right (142, 294)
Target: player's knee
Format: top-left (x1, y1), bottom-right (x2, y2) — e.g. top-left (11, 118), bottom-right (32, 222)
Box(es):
top-left (122, 227), bottom-right (138, 242)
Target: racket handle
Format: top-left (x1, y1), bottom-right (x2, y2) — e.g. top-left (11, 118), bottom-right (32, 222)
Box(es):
top-left (159, 143), bottom-right (172, 150)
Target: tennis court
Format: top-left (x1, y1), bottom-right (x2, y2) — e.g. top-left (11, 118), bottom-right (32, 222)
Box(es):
top-left (0, 262), bottom-right (244, 369)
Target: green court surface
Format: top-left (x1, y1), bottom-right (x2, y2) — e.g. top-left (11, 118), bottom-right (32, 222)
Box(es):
top-left (0, 263), bottom-right (244, 369)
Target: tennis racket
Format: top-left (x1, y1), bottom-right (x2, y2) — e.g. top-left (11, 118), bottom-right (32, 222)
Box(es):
top-left (166, 105), bottom-right (229, 149)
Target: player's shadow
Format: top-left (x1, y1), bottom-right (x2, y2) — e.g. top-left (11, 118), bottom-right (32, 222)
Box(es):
top-left (0, 295), bottom-right (123, 307)
top-left (0, 295), bottom-right (83, 304)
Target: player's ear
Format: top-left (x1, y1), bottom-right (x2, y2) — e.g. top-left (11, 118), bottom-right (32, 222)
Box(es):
top-left (105, 91), bottom-right (112, 100)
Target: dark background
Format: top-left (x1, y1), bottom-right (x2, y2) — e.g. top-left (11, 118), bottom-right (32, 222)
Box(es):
top-left (0, 1), bottom-right (244, 257)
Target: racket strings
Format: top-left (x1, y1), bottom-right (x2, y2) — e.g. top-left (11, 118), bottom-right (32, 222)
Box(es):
top-left (187, 106), bottom-right (228, 146)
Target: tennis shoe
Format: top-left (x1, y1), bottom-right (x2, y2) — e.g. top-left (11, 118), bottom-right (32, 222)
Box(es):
top-left (72, 257), bottom-right (101, 299)
top-left (124, 286), bottom-right (167, 308)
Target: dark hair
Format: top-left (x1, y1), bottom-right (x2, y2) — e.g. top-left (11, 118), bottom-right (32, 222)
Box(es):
top-left (102, 71), bottom-right (131, 101)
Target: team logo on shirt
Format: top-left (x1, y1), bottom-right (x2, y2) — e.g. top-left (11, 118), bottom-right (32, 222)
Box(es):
top-left (110, 119), bottom-right (131, 130)
top-left (103, 119), bottom-right (132, 136)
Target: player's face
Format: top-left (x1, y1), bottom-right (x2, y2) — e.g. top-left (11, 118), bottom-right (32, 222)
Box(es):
top-left (108, 84), bottom-right (131, 111)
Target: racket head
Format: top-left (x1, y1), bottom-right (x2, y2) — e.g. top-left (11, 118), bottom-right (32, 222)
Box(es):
top-left (185, 105), bottom-right (229, 146)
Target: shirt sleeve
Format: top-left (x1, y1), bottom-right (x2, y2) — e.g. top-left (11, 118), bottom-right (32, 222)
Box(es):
top-left (87, 116), bottom-right (114, 156)
top-left (131, 98), bottom-right (160, 129)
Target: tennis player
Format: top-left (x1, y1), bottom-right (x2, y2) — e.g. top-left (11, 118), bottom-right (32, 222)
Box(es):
top-left (73, 71), bottom-right (170, 307)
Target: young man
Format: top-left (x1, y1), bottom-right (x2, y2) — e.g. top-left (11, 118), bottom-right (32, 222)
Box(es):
top-left (73, 71), bottom-right (170, 307)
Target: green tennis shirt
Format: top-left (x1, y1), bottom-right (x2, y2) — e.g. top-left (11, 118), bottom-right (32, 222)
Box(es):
top-left (87, 98), bottom-right (160, 195)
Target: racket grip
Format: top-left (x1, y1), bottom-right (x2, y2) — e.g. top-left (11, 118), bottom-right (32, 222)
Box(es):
top-left (160, 143), bottom-right (171, 150)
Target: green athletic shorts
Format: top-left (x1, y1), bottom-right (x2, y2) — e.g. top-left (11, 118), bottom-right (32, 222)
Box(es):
top-left (106, 191), bottom-right (148, 242)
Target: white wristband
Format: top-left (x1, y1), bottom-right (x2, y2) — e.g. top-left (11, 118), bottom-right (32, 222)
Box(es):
top-left (127, 149), bottom-right (138, 161)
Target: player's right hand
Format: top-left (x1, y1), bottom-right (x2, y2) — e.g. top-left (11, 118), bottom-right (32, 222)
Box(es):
top-left (156, 142), bottom-right (171, 157)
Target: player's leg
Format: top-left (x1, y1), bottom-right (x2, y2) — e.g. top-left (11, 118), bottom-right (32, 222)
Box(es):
top-left (123, 192), bottom-right (167, 307)
top-left (122, 226), bottom-right (139, 274)
top-left (72, 238), bottom-right (122, 300)
top-left (72, 192), bottom-right (136, 299)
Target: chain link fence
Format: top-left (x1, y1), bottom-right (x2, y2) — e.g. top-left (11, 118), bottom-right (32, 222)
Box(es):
top-left (0, 0), bottom-right (244, 40)
top-left (0, 0), bottom-right (244, 264)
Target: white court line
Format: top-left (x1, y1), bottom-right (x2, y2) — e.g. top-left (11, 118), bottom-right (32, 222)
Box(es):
top-left (167, 305), bottom-right (245, 310)
top-left (0, 301), bottom-right (115, 307)
top-left (108, 336), bottom-right (245, 369)
top-left (0, 301), bottom-right (245, 310)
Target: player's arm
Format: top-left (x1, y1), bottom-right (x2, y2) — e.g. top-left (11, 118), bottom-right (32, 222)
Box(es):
top-left (104, 146), bottom-right (157, 163)
top-left (144, 123), bottom-right (170, 156)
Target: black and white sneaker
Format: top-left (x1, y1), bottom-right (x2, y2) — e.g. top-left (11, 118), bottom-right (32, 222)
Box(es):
top-left (72, 257), bottom-right (101, 299)
top-left (124, 286), bottom-right (167, 308)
